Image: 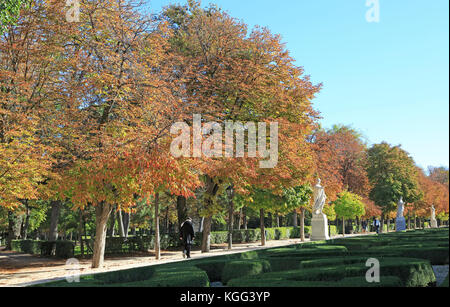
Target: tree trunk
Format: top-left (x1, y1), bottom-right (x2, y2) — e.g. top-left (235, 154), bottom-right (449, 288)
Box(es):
top-left (228, 194), bottom-right (234, 250)
top-left (292, 210), bottom-right (298, 227)
top-left (201, 176), bottom-right (220, 253)
top-left (201, 216), bottom-right (212, 253)
top-left (342, 218), bottom-right (346, 236)
top-left (92, 203), bottom-right (113, 268)
top-left (6, 211), bottom-right (22, 250)
top-left (300, 208), bottom-right (305, 242)
top-left (107, 206), bottom-right (116, 237)
top-left (237, 208), bottom-right (243, 230)
top-left (123, 212), bottom-right (130, 238)
top-left (260, 208), bottom-right (266, 246)
top-left (164, 207), bottom-right (170, 234)
top-left (243, 206), bottom-right (248, 230)
top-left (117, 209), bottom-right (125, 238)
top-left (48, 200), bottom-right (61, 241)
top-left (407, 214), bottom-right (411, 230)
top-left (387, 217), bottom-right (391, 233)
top-left (380, 215), bottom-right (384, 233)
top-left (78, 210), bottom-right (85, 258)
top-left (154, 193), bottom-right (160, 260)
top-left (176, 196), bottom-right (188, 229)
top-left (21, 201), bottom-right (30, 240)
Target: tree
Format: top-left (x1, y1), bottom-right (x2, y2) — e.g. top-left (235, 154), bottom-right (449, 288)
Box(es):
top-left (366, 143), bottom-right (421, 232)
top-left (333, 191), bottom-right (365, 236)
top-left (162, 0), bottom-right (320, 252)
top-left (0, 0), bottom-right (30, 34)
top-left (283, 185), bottom-right (313, 241)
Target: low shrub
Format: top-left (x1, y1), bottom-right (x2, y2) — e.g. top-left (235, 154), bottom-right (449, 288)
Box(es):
top-left (120, 267), bottom-right (209, 287)
top-left (265, 257), bottom-right (304, 272)
top-left (222, 260), bottom-right (271, 283)
top-left (227, 276), bottom-right (403, 287)
top-left (41, 241), bottom-right (75, 258)
top-left (95, 266), bottom-right (155, 284)
top-left (11, 240), bottom-right (41, 254)
top-left (194, 259), bottom-right (228, 282)
top-left (228, 257), bottom-right (435, 287)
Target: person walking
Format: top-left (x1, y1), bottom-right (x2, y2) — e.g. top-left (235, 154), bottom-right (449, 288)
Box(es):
top-left (373, 218), bottom-right (381, 234)
top-left (362, 220), bottom-right (367, 233)
top-left (180, 217), bottom-right (195, 259)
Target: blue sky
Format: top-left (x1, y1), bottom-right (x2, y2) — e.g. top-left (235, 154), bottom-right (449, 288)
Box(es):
top-left (145, 0), bottom-right (449, 170)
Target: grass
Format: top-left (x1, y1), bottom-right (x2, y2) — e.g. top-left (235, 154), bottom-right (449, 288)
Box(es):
top-left (34, 228), bottom-right (449, 288)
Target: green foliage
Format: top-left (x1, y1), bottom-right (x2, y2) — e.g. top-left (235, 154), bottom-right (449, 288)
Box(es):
top-left (222, 260), bottom-right (271, 283)
top-left (12, 240), bottom-right (74, 258)
top-left (283, 185), bottom-right (313, 214)
top-left (367, 143), bottom-right (422, 214)
top-left (35, 229), bottom-right (448, 288)
top-left (0, 0), bottom-right (30, 34)
top-left (40, 241), bottom-right (75, 258)
top-left (333, 191), bottom-right (366, 220)
top-left (11, 240), bottom-right (41, 254)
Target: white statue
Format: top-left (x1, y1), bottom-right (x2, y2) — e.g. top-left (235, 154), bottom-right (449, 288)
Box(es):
top-left (313, 179), bottom-right (327, 216)
top-left (310, 178), bottom-right (329, 241)
top-left (396, 197), bottom-right (406, 232)
top-left (431, 205), bottom-right (438, 228)
top-left (397, 197), bottom-right (405, 217)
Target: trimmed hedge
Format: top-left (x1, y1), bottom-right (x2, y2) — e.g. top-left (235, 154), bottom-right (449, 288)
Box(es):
top-left (95, 266), bottom-right (155, 284)
top-left (227, 276), bottom-right (403, 287)
top-left (41, 241), bottom-right (75, 258)
top-left (11, 240), bottom-right (74, 258)
top-left (34, 228), bottom-right (449, 288)
top-left (11, 240), bottom-right (41, 255)
top-left (38, 265), bottom-right (209, 288)
top-left (227, 257), bottom-right (435, 287)
top-left (222, 259), bottom-right (271, 283)
top-left (194, 259), bottom-right (228, 282)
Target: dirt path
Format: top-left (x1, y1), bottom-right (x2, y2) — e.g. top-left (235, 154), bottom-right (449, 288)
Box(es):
top-left (0, 233), bottom-right (373, 287)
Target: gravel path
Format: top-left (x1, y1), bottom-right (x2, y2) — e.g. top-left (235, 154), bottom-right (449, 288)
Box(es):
top-left (0, 233), bottom-right (373, 287)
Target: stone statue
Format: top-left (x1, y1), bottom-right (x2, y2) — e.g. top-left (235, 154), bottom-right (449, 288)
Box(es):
top-left (313, 179), bottom-right (327, 216)
top-left (397, 197), bottom-right (405, 217)
top-left (396, 197), bottom-right (406, 232)
top-left (310, 178), bottom-right (329, 241)
top-left (431, 205), bottom-right (438, 228)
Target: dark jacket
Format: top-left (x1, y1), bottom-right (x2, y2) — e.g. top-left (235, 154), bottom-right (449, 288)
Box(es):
top-left (180, 220), bottom-right (195, 245)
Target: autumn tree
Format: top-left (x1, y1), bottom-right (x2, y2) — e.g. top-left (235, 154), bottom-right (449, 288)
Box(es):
top-left (366, 143), bottom-right (421, 232)
top-left (162, 0), bottom-right (320, 252)
top-left (44, 0), bottom-right (201, 268)
top-left (333, 191), bottom-right (365, 236)
top-left (283, 184), bottom-right (313, 241)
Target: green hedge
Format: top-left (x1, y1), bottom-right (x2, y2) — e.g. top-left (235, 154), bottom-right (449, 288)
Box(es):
top-left (222, 260), bottom-right (271, 283)
top-left (11, 240), bottom-right (74, 258)
top-left (227, 276), bottom-right (403, 287)
top-left (11, 240), bottom-right (41, 255)
top-left (227, 257), bottom-right (435, 287)
top-left (40, 241), bottom-right (75, 258)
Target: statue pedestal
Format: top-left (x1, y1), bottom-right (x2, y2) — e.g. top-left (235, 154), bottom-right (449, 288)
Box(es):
top-left (311, 214), bottom-right (330, 241)
top-left (396, 217), bottom-right (406, 232)
top-left (431, 219), bottom-right (438, 228)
